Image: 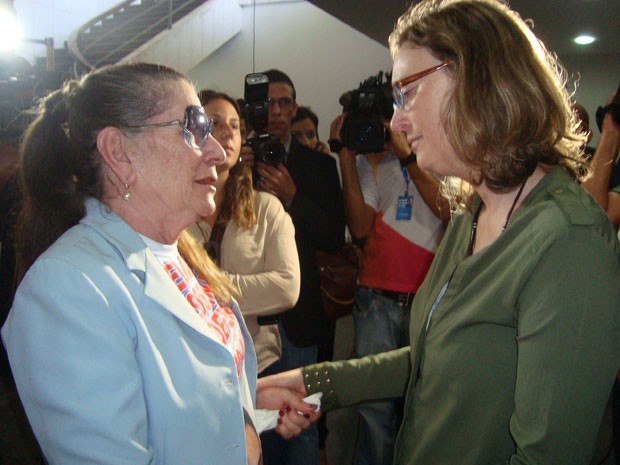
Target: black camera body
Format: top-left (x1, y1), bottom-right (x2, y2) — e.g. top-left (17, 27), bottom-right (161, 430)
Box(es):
top-left (244, 73), bottom-right (286, 167)
top-left (339, 71), bottom-right (393, 154)
top-left (596, 81), bottom-right (620, 132)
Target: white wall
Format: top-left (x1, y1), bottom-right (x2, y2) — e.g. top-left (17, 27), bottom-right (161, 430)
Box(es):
top-left (189, 1), bottom-right (619, 146)
top-left (123, 0), bottom-right (242, 74)
top-left (13, 0), bottom-right (619, 146)
top-left (188, 1), bottom-right (393, 143)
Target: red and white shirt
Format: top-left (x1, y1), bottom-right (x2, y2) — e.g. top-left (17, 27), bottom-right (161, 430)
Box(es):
top-left (142, 237), bottom-right (245, 377)
top-left (357, 153), bottom-right (444, 294)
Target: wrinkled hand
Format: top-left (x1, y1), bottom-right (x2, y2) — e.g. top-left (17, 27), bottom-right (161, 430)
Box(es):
top-left (258, 368), bottom-right (306, 393)
top-left (255, 162), bottom-right (297, 205)
top-left (256, 380), bottom-right (321, 439)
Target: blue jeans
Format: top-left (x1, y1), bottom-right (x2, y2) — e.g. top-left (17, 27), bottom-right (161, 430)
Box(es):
top-left (260, 324), bottom-right (319, 465)
top-left (352, 286), bottom-right (410, 465)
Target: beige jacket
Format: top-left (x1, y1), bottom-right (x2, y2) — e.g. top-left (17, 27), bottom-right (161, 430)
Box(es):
top-left (189, 191), bottom-right (300, 372)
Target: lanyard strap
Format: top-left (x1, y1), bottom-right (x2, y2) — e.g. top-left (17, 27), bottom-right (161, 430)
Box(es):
top-left (400, 165), bottom-right (410, 195)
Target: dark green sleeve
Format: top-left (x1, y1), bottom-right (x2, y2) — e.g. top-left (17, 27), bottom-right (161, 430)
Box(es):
top-left (302, 346), bottom-right (411, 411)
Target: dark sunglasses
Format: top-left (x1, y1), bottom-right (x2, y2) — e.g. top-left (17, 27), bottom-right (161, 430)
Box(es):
top-left (127, 105), bottom-right (213, 150)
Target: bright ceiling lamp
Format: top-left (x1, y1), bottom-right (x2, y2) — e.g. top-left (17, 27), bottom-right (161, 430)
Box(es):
top-left (573, 34), bottom-right (596, 45)
top-left (0, 7), bottom-right (22, 52)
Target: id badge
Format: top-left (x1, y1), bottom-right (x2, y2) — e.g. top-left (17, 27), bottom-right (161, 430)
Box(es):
top-left (396, 195), bottom-right (413, 221)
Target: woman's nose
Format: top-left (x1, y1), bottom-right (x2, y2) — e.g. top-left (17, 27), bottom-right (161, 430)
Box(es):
top-left (219, 123), bottom-right (233, 140)
top-left (390, 107), bottom-right (411, 134)
top-left (202, 134), bottom-right (226, 165)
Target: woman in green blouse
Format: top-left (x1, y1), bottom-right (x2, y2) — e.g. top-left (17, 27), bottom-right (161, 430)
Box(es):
top-left (258, 0), bottom-right (620, 463)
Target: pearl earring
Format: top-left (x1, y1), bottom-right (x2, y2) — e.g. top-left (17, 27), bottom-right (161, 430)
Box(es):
top-left (122, 182), bottom-right (131, 201)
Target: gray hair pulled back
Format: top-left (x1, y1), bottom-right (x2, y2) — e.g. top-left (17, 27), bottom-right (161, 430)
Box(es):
top-left (16, 63), bottom-right (190, 280)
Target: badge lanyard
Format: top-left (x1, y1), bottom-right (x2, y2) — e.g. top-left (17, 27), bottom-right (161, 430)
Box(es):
top-left (401, 166), bottom-right (410, 196)
top-left (396, 165), bottom-right (413, 221)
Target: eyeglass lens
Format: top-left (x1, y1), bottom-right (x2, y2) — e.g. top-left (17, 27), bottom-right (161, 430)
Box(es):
top-left (185, 106), bottom-right (213, 149)
top-left (392, 62), bottom-right (451, 110)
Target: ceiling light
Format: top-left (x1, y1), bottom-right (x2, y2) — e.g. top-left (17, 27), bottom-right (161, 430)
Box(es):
top-left (0, 7), bottom-right (22, 52)
top-left (573, 35), bottom-right (596, 45)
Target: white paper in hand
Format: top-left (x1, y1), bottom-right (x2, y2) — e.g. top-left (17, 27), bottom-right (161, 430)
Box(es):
top-left (255, 392), bottom-right (323, 434)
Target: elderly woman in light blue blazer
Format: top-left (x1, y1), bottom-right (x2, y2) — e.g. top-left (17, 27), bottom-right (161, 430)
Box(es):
top-left (1, 63), bottom-right (317, 465)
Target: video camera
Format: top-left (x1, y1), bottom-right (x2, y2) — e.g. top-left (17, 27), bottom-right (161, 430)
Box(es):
top-left (339, 71), bottom-right (393, 153)
top-left (595, 81), bottom-right (620, 132)
top-left (243, 73), bottom-right (286, 168)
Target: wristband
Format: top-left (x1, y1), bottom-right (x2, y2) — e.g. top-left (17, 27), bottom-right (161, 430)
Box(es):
top-left (400, 152), bottom-right (417, 166)
top-left (328, 138), bottom-right (344, 153)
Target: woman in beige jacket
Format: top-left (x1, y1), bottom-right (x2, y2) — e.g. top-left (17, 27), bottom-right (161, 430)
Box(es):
top-left (189, 90), bottom-right (300, 373)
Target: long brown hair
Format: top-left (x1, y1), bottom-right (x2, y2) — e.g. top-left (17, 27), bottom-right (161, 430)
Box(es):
top-left (389, 0), bottom-right (588, 211)
top-left (199, 90), bottom-right (256, 229)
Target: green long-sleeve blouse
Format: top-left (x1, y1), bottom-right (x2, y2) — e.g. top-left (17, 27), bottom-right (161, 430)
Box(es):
top-left (303, 166), bottom-right (620, 465)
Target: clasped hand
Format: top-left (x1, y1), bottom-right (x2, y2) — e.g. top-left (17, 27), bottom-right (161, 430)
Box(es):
top-left (256, 369), bottom-right (320, 439)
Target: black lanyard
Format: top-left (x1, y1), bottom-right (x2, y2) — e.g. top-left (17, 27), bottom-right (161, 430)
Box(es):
top-left (424, 178), bottom-right (527, 332)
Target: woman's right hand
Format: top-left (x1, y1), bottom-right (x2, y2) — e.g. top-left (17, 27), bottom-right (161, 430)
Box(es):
top-left (256, 369), bottom-right (321, 439)
top-left (257, 368), bottom-right (307, 397)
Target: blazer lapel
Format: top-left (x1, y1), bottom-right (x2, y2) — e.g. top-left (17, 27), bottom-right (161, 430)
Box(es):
top-left (138, 252), bottom-right (217, 338)
top-left (81, 198), bottom-right (218, 339)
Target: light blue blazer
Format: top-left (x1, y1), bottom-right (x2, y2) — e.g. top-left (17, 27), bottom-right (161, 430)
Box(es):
top-left (2, 198), bottom-right (258, 465)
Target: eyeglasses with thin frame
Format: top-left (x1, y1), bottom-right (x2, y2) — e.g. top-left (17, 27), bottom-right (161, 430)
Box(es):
top-left (126, 105), bottom-right (213, 150)
top-left (267, 96), bottom-right (294, 110)
top-left (392, 62), bottom-right (452, 110)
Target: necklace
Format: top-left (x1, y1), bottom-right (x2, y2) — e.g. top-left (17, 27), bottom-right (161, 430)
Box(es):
top-left (466, 178), bottom-right (528, 256)
top-left (425, 177), bottom-right (529, 332)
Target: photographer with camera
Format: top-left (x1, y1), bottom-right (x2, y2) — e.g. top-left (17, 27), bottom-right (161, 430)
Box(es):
top-left (327, 73), bottom-right (447, 465)
top-left (582, 87), bottom-right (620, 229)
top-left (245, 69), bottom-right (345, 465)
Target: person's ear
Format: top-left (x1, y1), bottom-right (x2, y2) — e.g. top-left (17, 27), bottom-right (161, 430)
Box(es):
top-left (96, 127), bottom-right (134, 183)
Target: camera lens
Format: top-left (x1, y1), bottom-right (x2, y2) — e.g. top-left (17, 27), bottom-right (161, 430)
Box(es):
top-left (357, 123), bottom-right (379, 144)
top-left (257, 139), bottom-right (287, 166)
